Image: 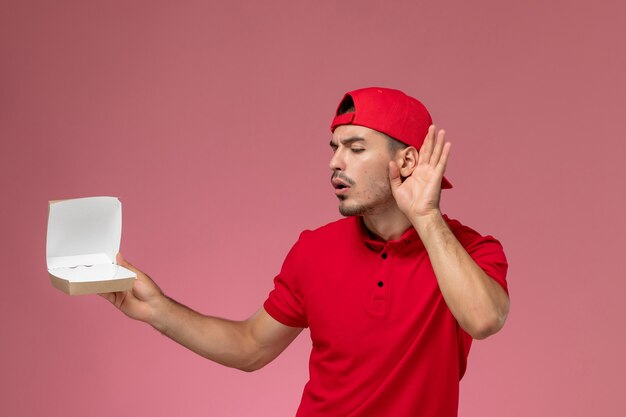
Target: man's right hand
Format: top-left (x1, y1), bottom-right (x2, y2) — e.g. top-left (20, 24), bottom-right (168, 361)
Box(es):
top-left (98, 253), bottom-right (303, 371)
top-left (99, 253), bottom-right (165, 325)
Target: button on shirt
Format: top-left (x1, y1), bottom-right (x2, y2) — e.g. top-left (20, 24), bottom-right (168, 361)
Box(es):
top-left (264, 215), bottom-right (509, 417)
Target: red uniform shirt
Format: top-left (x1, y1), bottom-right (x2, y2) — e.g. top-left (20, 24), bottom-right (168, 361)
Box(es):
top-left (264, 215), bottom-right (508, 417)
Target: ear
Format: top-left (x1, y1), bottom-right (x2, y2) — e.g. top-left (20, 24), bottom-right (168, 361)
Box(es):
top-left (395, 147), bottom-right (418, 177)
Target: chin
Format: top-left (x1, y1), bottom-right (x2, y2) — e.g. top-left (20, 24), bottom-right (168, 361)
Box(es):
top-left (339, 202), bottom-right (369, 217)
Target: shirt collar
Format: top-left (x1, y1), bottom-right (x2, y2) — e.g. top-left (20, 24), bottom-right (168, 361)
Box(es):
top-left (352, 216), bottom-right (421, 253)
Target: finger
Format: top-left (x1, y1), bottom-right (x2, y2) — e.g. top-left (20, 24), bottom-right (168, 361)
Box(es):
top-left (98, 291), bottom-right (127, 309)
top-left (436, 142), bottom-right (452, 174)
top-left (98, 292), bottom-right (115, 303)
top-left (430, 129), bottom-right (446, 166)
top-left (418, 125), bottom-right (436, 165)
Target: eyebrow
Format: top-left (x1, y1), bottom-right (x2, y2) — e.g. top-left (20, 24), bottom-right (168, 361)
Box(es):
top-left (329, 136), bottom-right (366, 147)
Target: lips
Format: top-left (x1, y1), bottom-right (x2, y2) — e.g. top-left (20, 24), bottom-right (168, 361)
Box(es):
top-left (332, 178), bottom-right (350, 189)
top-left (332, 178), bottom-right (351, 196)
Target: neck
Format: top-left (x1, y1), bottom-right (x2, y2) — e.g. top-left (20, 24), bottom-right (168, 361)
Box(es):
top-left (361, 206), bottom-right (412, 241)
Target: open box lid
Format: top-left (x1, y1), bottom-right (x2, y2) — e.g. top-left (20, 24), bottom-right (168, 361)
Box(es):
top-left (46, 196), bottom-right (136, 285)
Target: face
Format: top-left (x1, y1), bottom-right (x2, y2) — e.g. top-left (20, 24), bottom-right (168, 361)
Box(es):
top-left (329, 125), bottom-right (397, 216)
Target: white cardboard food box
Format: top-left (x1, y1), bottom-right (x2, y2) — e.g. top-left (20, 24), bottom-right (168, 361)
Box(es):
top-left (46, 196), bottom-right (136, 295)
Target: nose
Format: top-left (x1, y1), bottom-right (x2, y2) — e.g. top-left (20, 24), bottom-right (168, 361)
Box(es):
top-left (329, 148), bottom-right (344, 171)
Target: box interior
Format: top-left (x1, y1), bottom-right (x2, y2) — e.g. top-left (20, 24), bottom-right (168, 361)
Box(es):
top-left (46, 197), bottom-right (135, 283)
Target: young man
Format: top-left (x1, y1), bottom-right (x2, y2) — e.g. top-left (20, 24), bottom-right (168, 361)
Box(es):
top-left (102, 87), bottom-right (510, 417)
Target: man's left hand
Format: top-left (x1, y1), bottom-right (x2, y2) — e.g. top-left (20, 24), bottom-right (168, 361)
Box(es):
top-left (389, 125), bottom-right (451, 219)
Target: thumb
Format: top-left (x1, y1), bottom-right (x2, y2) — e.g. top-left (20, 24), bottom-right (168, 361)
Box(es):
top-left (388, 161), bottom-right (403, 190)
top-left (116, 253), bottom-right (139, 274)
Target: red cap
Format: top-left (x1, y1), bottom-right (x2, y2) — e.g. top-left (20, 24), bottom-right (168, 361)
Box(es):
top-left (331, 87), bottom-right (452, 189)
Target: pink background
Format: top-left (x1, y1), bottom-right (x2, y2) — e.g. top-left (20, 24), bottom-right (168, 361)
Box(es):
top-left (1, 1), bottom-right (624, 416)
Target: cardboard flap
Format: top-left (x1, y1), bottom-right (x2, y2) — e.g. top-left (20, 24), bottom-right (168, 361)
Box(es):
top-left (46, 197), bottom-right (122, 269)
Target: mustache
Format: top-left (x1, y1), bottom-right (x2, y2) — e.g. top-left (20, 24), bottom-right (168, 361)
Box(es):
top-left (331, 172), bottom-right (356, 186)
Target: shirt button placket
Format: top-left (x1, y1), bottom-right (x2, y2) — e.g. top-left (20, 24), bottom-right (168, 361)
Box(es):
top-left (378, 250), bottom-right (389, 288)
top-left (368, 247), bottom-right (391, 317)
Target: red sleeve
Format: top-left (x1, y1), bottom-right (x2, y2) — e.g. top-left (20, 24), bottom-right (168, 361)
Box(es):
top-left (263, 234), bottom-right (309, 328)
top-left (446, 216), bottom-right (509, 295)
top-left (461, 233), bottom-right (509, 295)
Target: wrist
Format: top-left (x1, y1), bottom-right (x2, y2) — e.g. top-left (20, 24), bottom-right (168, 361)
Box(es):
top-left (409, 209), bottom-right (444, 235)
top-left (148, 293), bottom-right (175, 333)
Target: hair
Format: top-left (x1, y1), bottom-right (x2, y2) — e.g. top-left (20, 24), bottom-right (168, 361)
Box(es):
top-left (337, 95), bottom-right (408, 155)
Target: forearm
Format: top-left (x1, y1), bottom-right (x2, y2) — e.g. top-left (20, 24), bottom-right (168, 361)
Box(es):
top-left (411, 212), bottom-right (509, 339)
top-left (148, 296), bottom-right (262, 371)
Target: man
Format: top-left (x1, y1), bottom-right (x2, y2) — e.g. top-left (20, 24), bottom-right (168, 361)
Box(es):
top-left (102, 87), bottom-right (510, 417)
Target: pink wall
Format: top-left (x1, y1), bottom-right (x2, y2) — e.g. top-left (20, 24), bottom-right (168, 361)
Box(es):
top-left (1, 0), bottom-right (624, 416)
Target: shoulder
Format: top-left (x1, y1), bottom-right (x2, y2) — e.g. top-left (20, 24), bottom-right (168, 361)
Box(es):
top-left (297, 217), bottom-right (355, 244)
top-left (278, 217), bottom-right (356, 275)
top-left (443, 214), bottom-right (509, 292)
